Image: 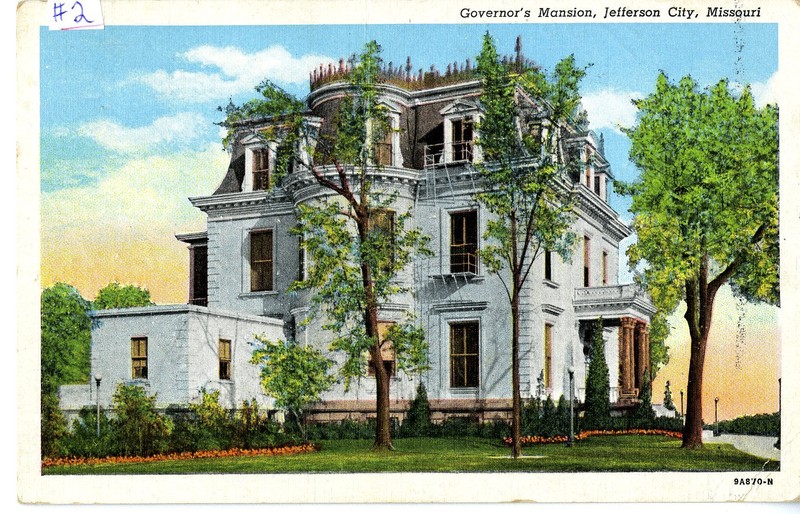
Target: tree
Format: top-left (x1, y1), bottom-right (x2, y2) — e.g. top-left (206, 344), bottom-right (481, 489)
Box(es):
top-left (634, 367), bottom-right (655, 421)
top-left (621, 73), bottom-right (778, 448)
top-left (40, 283), bottom-right (91, 394)
top-left (474, 33), bottom-right (585, 457)
top-left (663, 380), bottom-right (676, 412)
top-left (583, 318), bottom-right (610, 429)
top-left (221, 41), bottom-right (430, 450)
top-left (249, 336), bottom-right (335, 441)
top-left (93, 281), bottom-right (154, 310)
top-left (112, 384), bottom-right (172, 456)
top-left (400, 383), bottom-right (432, 437)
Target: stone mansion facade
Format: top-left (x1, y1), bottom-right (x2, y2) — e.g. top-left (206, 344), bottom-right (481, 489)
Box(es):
top-left (60, 49), bottom-right (655, 422)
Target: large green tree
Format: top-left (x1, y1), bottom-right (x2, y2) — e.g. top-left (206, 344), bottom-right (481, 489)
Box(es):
top-left (221, 41), bottom-right (430, 450)
top-left (41, 283), bottom-right (92, 394)
top-left (474, 33), bottom-right (584, 458)
top-left (621, 74), bottom-right (778, 448)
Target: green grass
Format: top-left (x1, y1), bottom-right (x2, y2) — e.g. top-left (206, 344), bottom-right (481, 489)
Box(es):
top-left (43, 435), bottom-right (779, 475)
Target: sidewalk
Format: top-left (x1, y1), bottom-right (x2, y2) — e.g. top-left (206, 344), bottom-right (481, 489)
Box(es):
top-left (702, 430), bottom-right (780, 461)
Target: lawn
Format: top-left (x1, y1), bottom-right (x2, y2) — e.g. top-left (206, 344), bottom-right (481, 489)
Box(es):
top-left (43, 435), bottom-right (779, 475)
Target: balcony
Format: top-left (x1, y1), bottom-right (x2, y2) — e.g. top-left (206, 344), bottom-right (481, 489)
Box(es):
top-left (572, 284), bottom-right (656, 321)
top-left (423, 140), bottom-right (474, 167)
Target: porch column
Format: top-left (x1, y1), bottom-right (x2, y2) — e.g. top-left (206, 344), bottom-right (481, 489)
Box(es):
top-left (619, 317), bottom-right (636, 396)
top-left (635, 322), bottom-right (648, 389)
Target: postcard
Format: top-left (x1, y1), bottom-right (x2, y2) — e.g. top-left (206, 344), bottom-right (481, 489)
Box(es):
top-left (17, 0), bottom-right (799, 504)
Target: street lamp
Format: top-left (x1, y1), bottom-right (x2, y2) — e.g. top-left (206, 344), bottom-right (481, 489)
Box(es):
top-left (680, 389), bottom-right (684, 421)
top-left (94, 374), bottom-right (102, 437)
top-left (714, 396), bottom-right (720, 437)
top-left (567, 366), bottom-right (575, 447)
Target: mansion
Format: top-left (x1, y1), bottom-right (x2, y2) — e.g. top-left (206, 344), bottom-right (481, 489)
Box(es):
top-left (60, 45), bottom-right (655, 422)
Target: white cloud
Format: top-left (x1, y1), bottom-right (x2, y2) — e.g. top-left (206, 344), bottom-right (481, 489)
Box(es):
top-left (745, 72), bottom-right (779, 108)
top-left (76, 112), bottom-right (206, 153)
top-left (42, 143), bottom-right (230, 234)
top-left (581, 89), bottom-right (643, 134)
top-left (137, 45), bottom-right (335, 102)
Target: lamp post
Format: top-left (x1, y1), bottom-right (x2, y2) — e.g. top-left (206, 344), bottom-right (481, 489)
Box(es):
top-left (567, 366), bottom-right (575, 447)
top-left (714, 396), bottom-right (720, 437)
top-left (94, 374), bottom-right (102, 437)
top-left (680, 389), bottom-right (684, 421)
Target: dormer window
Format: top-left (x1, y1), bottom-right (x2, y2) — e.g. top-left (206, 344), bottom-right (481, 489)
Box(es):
top-left (370, 107), bottom-right (401, 167)
top-left (252, 148), bottom-right (270, 191)
top-left (451, 118), bottom-right (474, 162)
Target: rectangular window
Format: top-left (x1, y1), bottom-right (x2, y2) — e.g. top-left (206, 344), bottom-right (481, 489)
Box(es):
top-left (219, 339), bottom-right (232, 380)
top-left (189, 244), bottom-right (208, 306)
top-left (452, 118), bottom-right (474, 162)
top-left (368, 321), bottom-right (396, 377)
top-left (250, 230), bottom-right (274, 292)
top-left (583, 236), bottom-right (591, 287)
top-left (450, 321), bottom-right (479, 388)
top-left (544, 250), bottom-right (552, 281)
top-left (252, 148), bottom-right (270, 191)
top-left (450, 210), bottom-right (478, 274)
top-left (544, 324), bottom-right (553, 389)
top-left (594, 175), bottom-right (602, 196)
top-left (602, 251), bottom-right (609, 286)
top-left (131, 337), bottom-right (148, 379)
top-left (375, 126), bottom-right (393, 166)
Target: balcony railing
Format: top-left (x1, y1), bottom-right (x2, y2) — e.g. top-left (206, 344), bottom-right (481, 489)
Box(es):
top-left (423, 140), bottom-right (474, 167)
top-left (450, 247), bottom-right (478, 274)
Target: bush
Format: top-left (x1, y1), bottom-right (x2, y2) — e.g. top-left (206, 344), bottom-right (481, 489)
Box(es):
top-left (400, 383), bottom-right (432, 437)
top-left (112, 384), bottom-right (172, 457)
top-left (583, 318), bottom-right (610, 429)
top-left (707, 412), bottom-right (779, 437)
top-left (61, 406), bottom-right (116, 458)
top-left (41, 392), bottom-right (68, 458)
top-left (305, 418), bottom-right (383, 440)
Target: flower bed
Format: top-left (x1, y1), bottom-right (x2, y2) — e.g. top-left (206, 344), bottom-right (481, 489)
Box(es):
top-left (503, 429), bottom-right (683, 446)
top-left (42, 443), bottom-right (318, 469)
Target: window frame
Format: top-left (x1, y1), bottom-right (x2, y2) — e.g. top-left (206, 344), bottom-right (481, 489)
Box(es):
top-left (218, 339), bottom-right (232, 381)
top-left (249, 230), bottom-right (275, 292)
top-left (449, 321), bottom-right (480, 389)
top-left (131, 337), bottom-right (148, 380)
top-left (544, 324), bottom-right (553, 390)
top-left (583, 235), bottom-right (591, 287)
top-left (449, 209), bottom-right (479, 274)
top-left (251, 147), bottom-right (271, 191)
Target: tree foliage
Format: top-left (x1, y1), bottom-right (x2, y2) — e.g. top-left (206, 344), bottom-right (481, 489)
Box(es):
top-left (250, 336), bottom-right (335, 439)
top-left (582, 318), bottom-right (610, 429)
top-left (111, 384), bottom-right (173, 456)
top-left (620, 73), bottom-right (779, 447)
top-left (41, 283), bottom-right (91, 394)
top-left (474, 32), bottom-right (586, 457)
top-left (93, 281), bottom-right (154, 310)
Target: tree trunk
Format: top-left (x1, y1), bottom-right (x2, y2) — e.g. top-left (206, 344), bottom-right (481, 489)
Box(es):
top-left (511, 293), bottom-right (522, 459)
top-left (681, 330), bottom-right (708, 448)
top-left (358, 215), bottom-right (393, 451)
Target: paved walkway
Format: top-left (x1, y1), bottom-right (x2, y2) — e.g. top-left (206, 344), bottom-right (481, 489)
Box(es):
top-left (702, 430), bottom-right (780, 461)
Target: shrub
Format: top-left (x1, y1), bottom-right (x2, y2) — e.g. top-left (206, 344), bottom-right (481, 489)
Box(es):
top-left (305, 418), bottom-right (379, 440)
top-left (41, 392), bottom-right (68, 458)
top-left (190, 388), bottom-right (233, 450)
top-left (400, 383), bottom-right (432, 437)
top-left (61, 406), bottom-right (116, 458)
top-left (633, 368), bottom-right (655, 421)
top-left (583, 318), bottom-right (610, 429)
top-left (112, 384), bottom-right (172, 457)
top-left (708, 412), bottom-right (780, 437)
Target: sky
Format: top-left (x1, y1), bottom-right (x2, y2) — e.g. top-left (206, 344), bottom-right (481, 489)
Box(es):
top-left (39, 23), bottom-right (780, 420)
